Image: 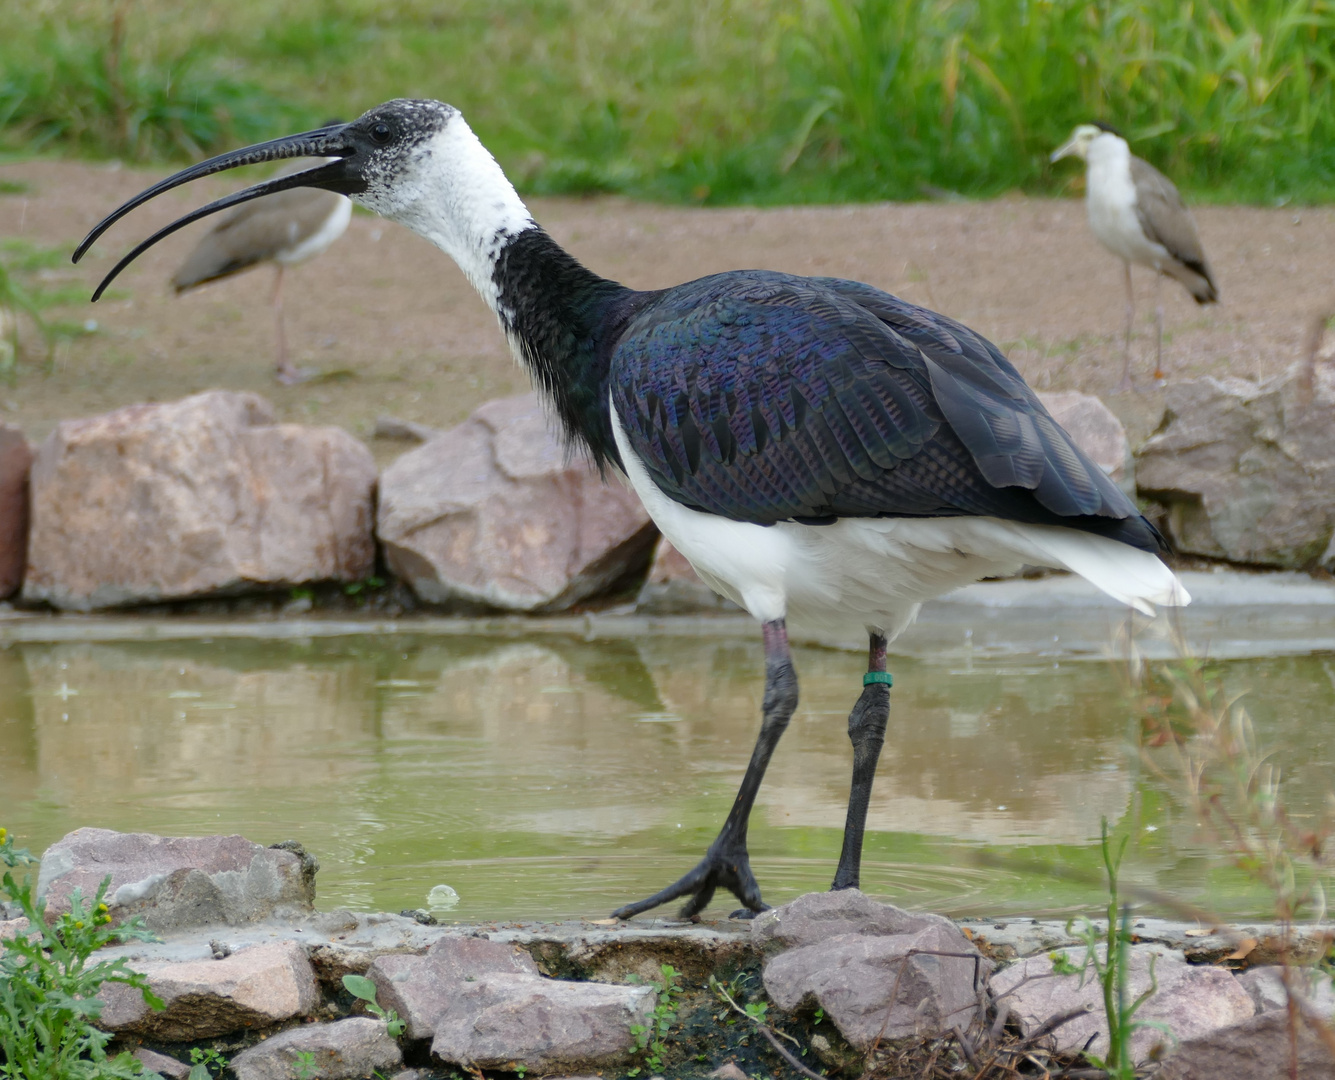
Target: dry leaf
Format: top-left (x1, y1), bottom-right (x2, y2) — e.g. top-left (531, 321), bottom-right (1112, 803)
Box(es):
top-left (1226, 938), bottom-right (1258, 961)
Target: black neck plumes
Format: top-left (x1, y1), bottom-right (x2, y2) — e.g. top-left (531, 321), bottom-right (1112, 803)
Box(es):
top-left (491, 228), bottom-right (646, 469)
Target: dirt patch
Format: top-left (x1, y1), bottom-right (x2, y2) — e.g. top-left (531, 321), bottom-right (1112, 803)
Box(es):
top-left (3, 160), bottom-right (1334, 460)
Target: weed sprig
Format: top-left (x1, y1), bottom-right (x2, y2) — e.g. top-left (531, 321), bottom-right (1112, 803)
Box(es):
top-left (628, 962), bottom-right (681, 1077)
top-left (0, 825), bottom-right (165, 1080)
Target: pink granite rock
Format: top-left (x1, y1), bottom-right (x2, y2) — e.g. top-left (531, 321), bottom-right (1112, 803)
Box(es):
top-left (0, 424), bottom-right (31, 598)
top-left (37, 829), bottom-right (316, 929)
top-left (22, 390), bottom-right (376, 610)
top-left (762, 920), bottom-right (990, 1048)
top-left (1155, 1009), bottom-right (1335, 1080)
top-left (377, 393), bottom-right (656, 611)
top-left (430, 972), bottom-right (655, 1071)
top-left (1037, 390), bottom-right (1131, 484)
top-left (133, 1048), bottom-right (191, 1080)
top-left (991, 944), bottom-right (1256, 1063)
top-left (368, 935), bottom-right (541, 1040)
top-left (0, 917), bottom-right (31, 940)
top-left (753, 889), bottom-right (961, 952)
top-left (229, 1017), bottom-right (403, 1080)
top-left (1136, 366), bottom-right (1335, 568)
top-left (98, 940), bottom-right (319, 1039)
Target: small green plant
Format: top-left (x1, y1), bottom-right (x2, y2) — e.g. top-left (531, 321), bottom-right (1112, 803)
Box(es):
top-left (187, 1047), bottom-right (227, 1079)
top-left (341, 974), bottom-right (406, 1038)
top-left (343, 577), bottom-right (385, 597)
top-left (0, 826), bottom-right (165, 1080)
top-left (1051, 819), bottom-right (1165, 1080)
top-left (627, 963), bottom-right (681, 1077)
top-left (291, 1048), bottom-right (319, 1080)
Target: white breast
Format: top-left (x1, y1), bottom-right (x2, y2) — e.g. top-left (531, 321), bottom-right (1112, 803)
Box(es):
top-left (1085, 137), bottom-right (1169, 269)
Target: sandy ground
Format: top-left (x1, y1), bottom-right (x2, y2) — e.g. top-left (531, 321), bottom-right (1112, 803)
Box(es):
top-left (2, 159), bottom-right (1333, 463)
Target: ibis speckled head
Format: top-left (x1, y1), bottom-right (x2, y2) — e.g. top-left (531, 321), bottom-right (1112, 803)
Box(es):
top-left (1050, 122), bottom-right (1124, 163)
top-left (73, 99), bottom-right (471, 299)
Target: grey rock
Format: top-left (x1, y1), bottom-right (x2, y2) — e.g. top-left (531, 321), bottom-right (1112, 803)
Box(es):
top-left (367, 935), bottom-right (541, 1040)
top-left (990, 944), bottom-right (1255, 1062)
top-left (0, 917), bottom-right (31, 940)
top-left (1136, 367), bottom-right (1335, 569)
top-left (0, 424), bottom-right (30, 599)
top-left (752, 888), bottom-right (959, 952)
top-left (430, 972), bottom-right (656, 1071)
top-left (22, 390), bottom-right (377, 610)
top-left (132, 1048), bottom-right (191, 1080)
top-left (1155, 1009), bottom-right (1335, 1079)
top-left (1238, 965), bottom-right (1335, 1020)
top-left (229, 1017), bottom-right (403, 1080)
top-left (37, 829), bottom-right (316, 929)
top-left (1038, 390), bottom-right (1132, 487)
top-left (98, 940), bottom-right (319, 1040)
top-left (762, 921), bottom-right (990, 1048)
top-left (377, 392), bottom-right (656, 612)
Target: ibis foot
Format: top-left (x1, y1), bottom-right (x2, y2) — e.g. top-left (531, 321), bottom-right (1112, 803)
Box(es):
top-left (612, 837), bottom-right (768, 920)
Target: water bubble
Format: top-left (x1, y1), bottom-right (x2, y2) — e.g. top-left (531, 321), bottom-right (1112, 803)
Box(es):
top-left (427, 884), bottom-right (460, 911)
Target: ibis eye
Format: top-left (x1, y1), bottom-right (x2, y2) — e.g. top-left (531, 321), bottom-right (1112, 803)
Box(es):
top-left (370, 121), bottom-right (392, 144)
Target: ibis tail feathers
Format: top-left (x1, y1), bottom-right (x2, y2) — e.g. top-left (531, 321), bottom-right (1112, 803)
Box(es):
top-left (1001, 521), bottom-right (1191, 614)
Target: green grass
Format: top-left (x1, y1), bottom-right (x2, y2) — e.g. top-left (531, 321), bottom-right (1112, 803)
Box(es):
top-left (1, 0), bottom-right (1332, 204)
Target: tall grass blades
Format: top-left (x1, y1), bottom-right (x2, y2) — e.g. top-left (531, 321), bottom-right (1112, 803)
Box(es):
top-left (1, 0), bottom-right (1333, 202)
top-left (783, 0), bottom-right (1335, 201)
top-left (0, 0), bottom-right (293, 161)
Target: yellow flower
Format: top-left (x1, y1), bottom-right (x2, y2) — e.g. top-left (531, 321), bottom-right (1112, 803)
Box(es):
top-left (74, 920), bottom-right (85, 928)
top-left (0, 828), bottom-right (8, 843)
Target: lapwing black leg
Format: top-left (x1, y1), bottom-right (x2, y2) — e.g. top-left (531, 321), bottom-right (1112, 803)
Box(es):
top-left (613, 619), bottom-right (798, 920)
top-left (831, 631), bottom-right (891, 891)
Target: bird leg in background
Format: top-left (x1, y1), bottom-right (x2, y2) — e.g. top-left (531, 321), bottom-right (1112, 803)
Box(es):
top-left (611, 619), bottom-right (799, 920)
top-left (272, 264), bottom-right (295, 384)
top-left (1153, 270), bottom-right (1165, 381)
top-left (830, 631), bottom-right (891, 891)
top-left (1118, 260), bottom-right (1135, 392)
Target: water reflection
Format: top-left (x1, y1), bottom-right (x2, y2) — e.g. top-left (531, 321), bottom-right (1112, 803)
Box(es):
top-left (1, 635), bottom-right (1331, 920)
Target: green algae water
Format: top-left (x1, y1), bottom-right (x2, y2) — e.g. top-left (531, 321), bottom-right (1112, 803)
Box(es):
top-left (2, 630), bottom-right (1332, 921)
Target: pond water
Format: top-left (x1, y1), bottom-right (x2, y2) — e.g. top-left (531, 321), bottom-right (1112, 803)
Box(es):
top-left (2, 630), bottom-right (1332, 922)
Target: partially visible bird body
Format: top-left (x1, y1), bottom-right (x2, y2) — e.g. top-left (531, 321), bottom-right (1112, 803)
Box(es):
top-left (172, 158), bottom-right (351, 383)
top-left (172, 184), bottom-right (351, 288)
top-left (1053, 123), bottom-right (1217, 387)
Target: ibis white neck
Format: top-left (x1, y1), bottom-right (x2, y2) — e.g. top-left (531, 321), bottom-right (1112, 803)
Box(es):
top-left (362, 115), bottom-right (537, 318)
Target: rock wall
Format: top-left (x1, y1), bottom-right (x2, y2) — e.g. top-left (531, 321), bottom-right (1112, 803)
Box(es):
top-left (378, 393), bottom-right (656, 611)
top-left (22, 391), bottom-right (377, 610)
top-left (1136, 367), bottom-right (1335, 569)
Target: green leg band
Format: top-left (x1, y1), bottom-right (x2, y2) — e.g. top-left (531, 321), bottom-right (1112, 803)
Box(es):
top-left (862, 671), bottom-right (893, 687)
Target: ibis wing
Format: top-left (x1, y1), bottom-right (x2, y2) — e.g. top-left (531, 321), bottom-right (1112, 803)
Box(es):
top-left (610, 271), bottom-right (1155, 547)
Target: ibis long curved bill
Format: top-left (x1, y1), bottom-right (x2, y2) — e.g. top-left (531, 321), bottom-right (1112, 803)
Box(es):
top-left (73, 123), bottom-right (364, 301)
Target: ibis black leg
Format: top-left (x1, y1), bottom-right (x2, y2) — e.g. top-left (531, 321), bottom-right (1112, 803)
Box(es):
top-left (830, 631), bottom-right (891, 891)
top-left (612, 619), bottom-right (798, 920)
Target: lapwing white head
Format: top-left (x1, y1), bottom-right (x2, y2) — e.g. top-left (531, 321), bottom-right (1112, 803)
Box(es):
top-left (1049, 122), bottom-right (1108, 164)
